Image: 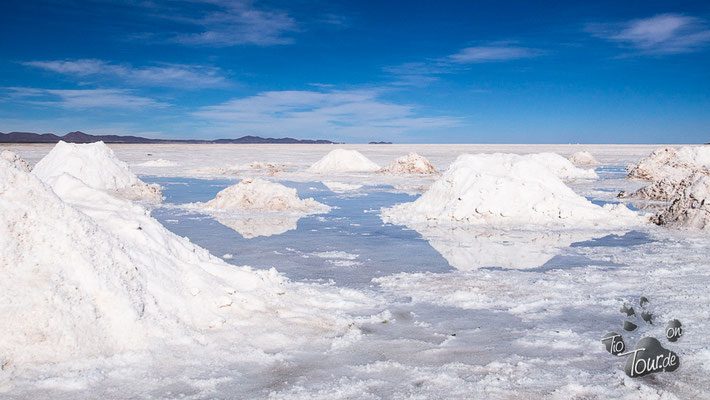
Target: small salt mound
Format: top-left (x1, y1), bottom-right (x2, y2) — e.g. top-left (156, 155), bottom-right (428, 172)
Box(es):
top-left (628, 146), bottom-right (710, 181)
top-left (32, 141), bottom-right (161, 201)
top-left (137, 159), bottom-right (177, 167)
top-left (378, 152), bottom-right (438, 174)
top-left (1, 150), bottom-right (31, 172)
top-left (308, 149), bottom-right (380, 172)
top-left (653, 172), bottom-right (710, 229)
top-left (568, 151), bottom-right (600, 166)
top-left (621, 172), bottom-right (710, 202)
top-left (382, 153), bottom-right (639, 228)
top-left (203, 178), bottom-right (330, 213)
top-left (526, 152), bottom-right (598, 180)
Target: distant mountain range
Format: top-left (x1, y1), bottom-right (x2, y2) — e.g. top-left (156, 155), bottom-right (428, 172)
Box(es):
top-left (0, 131), bottom-right (338, 144)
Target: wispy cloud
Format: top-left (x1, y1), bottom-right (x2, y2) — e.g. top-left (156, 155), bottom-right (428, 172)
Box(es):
top-left (23, 59), bottom-right (226, 88)
top-left (169, 0), bottom-right (297, 46)
top-left (446, 45), bottom-right (539, 63)
top-left (385, 42), bottom-right (540, 86)
top-left (5, 87), bottom-right (168, 109)
top-left (588, 13), bottom-right (710, 55)
top-left (193, 89), bottom-right (459, 139)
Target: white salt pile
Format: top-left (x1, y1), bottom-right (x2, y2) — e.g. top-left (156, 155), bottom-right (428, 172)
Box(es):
top-left (203, 178), bottom-right (330, 213)
top-left (378, 152), bottom-right (439, 174)
top-left (567, 151), bottom-right (600, 166)
top-left (627, 146), bottom-right (710, 181)
top-left (653, 172), bottom-right (710, 229)
top-left (0, 154), bottom-right (368, 367)
top-left (32, 141), bottom-right (162, 201)
top-left (308, 149), bottom-right (380, 172)
top-left (526, 152), bottom-right (598, 180)
top-left (382, 153), bottom-right (639, 228)
top-left (137, 159), bottom-right (178, 167)
top-left (1, 150), bottom-right (31, 172)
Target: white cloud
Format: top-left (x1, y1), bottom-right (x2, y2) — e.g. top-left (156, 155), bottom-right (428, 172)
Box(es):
top-left (446, 45), bottom-right (539, 63)
top-left (170, 0), bottom-right (297, 46)
top-left (23, 59), bottom-right (226, 88)
top-left (588, 13), bottom-right (710, 55)
top-left (193, 89), bottom-right (459, 138)
top-left (5, 87), bottom-right (168, 109)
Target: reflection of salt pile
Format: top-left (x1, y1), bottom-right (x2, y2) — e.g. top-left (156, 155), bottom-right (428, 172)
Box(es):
top-left (322, 181), bottom-right (363, 193)
top-left (0, 155), bottom-right (365, 366)
top-left (382, 153), bottom-right (637, 228)
top-left (308, 149), bottom-right (380, 172)
top-left (32, 141), bottom-right (162, 201)
top-left (378, 152), bottom-right (438, 174)
top-left (1, 150), bottom-right (31, 172)
top-left (199, 178), bottom-right (330, 238)
top-left (568, 151), bottom-right (600, 166)
top-left (137, 159), bottom-right (177, 167)
top-left (414, 227), bottom-right (606, 270)
top-left (653, 172), bottom-right (710, 229)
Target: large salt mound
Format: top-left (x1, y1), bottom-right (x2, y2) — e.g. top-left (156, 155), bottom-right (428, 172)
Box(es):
top-left (627, 146), bottom-right (710, 181)
top-left (308, 149), bottom-right (380, 172)
top-left (378, 152), bottom-right (438, 174)
top-left (381, 153), bottom-right (639, 228)
top-left (203, 178), bottom-right (330, 213)
top-left (32, 141), bottom-right (162, 201)
top-left (0, 158), bottom-right (364, 366)
top-left (1, 150), bottom-right (31, 172)
top-left (567, 151), bottom-right (600, 166)
top-left (526, 152), bottom-right (598, 180)
top-left (653, 172), bottom-right (710, 229)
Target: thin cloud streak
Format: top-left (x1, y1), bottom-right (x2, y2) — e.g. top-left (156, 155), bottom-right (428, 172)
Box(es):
top-left (5, 87), bottom-right (168, 109)
top-left (588, 13), bottom-right (710, 55)
top-left (23, 59), bottom-right (226, 88)
top-left (193, 89), bottom-right (460, 138)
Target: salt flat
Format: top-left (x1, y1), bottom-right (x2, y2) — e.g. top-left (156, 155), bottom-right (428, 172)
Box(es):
top-left (1, 143), bottom-right (708, 399)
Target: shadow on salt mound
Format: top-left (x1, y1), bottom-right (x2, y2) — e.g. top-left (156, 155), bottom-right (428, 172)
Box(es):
top-left (0, 157), bottom-right (372, 366)
top-left (381, 153), bottom-right (642, 228)
top-left (190, 178), bottom-right (330, 238)
top-left (308, 149), bottom-right (380, 172)
top-left (32, 141), bottom-right (162, 202)
top-left (567, 151), bottom-right (600, 166)
top-left (378, 152), bottom-right (439, 174)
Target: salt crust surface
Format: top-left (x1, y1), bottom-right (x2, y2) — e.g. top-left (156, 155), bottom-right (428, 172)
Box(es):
top-left (378, 152), bottom-right (438, 174)
top-left (308, 149), bottom-right (380, 172)
top-left (382, 153), bottom-right (638, 228)
top-left (32, 141), bottom-right (162, 201)
top-left (0, 155), bottom-right (373, 369)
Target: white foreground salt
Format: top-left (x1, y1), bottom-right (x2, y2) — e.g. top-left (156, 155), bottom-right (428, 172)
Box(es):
top-left (32, 141), bottom-right (162, 201)
top-left (382, 153), bottom-right (639, 228)
top-left (309, 149), bottom-right (380, 172)
top-left (0, 156), bottom-right (373, 370)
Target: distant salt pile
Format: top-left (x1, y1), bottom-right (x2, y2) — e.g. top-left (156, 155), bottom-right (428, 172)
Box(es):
top-left (627, 146), bottom-right (710, 181)
top-left (1, 150), bottom-right (31, 172)
top-left (137, 158), bottom-right (177, 167)
top-left (653, 172), bottom-right (710, 229)
top-left (308, 149), bottom-right (380, 172)
top-left (568, 151), bottom-right (600, 166)
top-left (32, 141), bottom-right (162, 201)
top-left (382, 153), bottom-right (639, 228)
top-left (378, 152), bottom-right (438, 174)
top-left (203, 178), bottom-right (330, 213)
top-left (526, 152), bottom-right (598, 180)
top-left (0, 156), bottom-right (363, 366)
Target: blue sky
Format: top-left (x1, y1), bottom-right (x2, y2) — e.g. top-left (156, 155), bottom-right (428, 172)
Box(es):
top-left (1, 0), bottom-right (709, 143)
